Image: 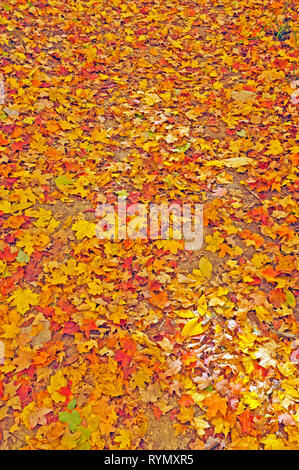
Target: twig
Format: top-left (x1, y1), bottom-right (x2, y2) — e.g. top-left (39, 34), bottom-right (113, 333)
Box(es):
top-left (242, 184), bottom-right (261, 202)
top-left (248, 311), bottom-right (297, 340)
top-left (267, 324), bottom-right (297, 340)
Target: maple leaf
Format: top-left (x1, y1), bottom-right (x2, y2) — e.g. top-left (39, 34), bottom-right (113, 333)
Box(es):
top-left (91, 127), bottom-right (110, 143)
top-left (114, 429), bottom-right (131, 450)
top-left (193, 375), bottom-right (212, 390)
top-left (129, 370), bottom-right (151, 390)
top-left (238, 409), bottom-right (253, 434)
top-left (164, 357), bottom-right (182, 376)
top-left (16, 249), bottom-right (30, 263)
top-left (60, 427), bottom-right (82, 450)
top-left (8, 288), bottom-right (39, 315)
top-left (242, 392), bottom-right (260, 410)
top-left (205, 231), bottom-right (224, 252)
top-left (149, 291), bottom-right (169, 309)
top-left (212, 417), bottom-right (230, 437)
top-left (71, 220), bottom-right (96, 240)
top-left (261, 434), bottom-right (286, 450)
top-left (254, 346), bottom-right (277, 369)
top-left (155, 239), bottom-right (183, 254)
top-left (47, 370), bottom-right (67, 403)
top-left (278, 413), bottom-right (296, 427)
top-left (266, 139), bottom-right (283, 155)
top-left (177, 406), bottom-right (194, 424)
top-left (59, 410), bottom-right (82, 433)
top-left (204, 394), bottom-right (228, 418)
top-left (13, 350), bottom-right (32, 373)
top-left (29, 408), bottom-right (52, 429)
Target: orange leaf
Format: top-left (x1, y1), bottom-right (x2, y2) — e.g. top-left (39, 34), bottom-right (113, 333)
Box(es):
top-left (204, 394), bottom-right (228, 418)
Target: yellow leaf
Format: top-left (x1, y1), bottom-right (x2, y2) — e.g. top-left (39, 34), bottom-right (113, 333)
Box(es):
top-left (139, 79), bottom-right (147, 90)
top-left (160, 91), bottom-right (172, 101)
top-left (181, 318), bottom-right (208, 338)
top-left (0, 200), bottom-right (12, 213)
top-left (1, 323), bottom-right (20, 339)
top-left (177, 406), bottom-right (194, 423)
top-left (0, 405), bottom-right (9, 421)
top-left (224, 156), bottom-right (253, 168)
top-left (198, 256), bottom-right (212, 279)
top-left (197, 294), bottom-right (207, 315)
top-left (266, 139), bottom-right (283, 155)
top-left (243, 392), bottom-right (260, 410)
top-left (213, 81), bottom-right (223, 90)
top-left (58, 120), bottom-right (74, 131)
top-left (143, 140), bottom-right (158, 152)
top-left (47, 370), bottom-right (67, 403)
top-left (175, 309), bottom-right (197, 319)
top-left (155, 240), bottom-right (183, 254)
top-left (114, 429), bottom-right (131, 450)
top-left (205, 231), bottom-right (224, 253)
top-left (212, 417), bottom-right (230, 437)
top-left (143, 93), bottom-right (161, 106)
top-left (8, 288), bottom-right (39, 315)
top-left (193, 417), bottom-right (210, 436)
top-left (71, 220), bottom-right (96, 240)
top-left (231, 90), bottom-right (256, 102)
top-left (91, 127), bottom-right (109, 143)
top-left (0, 260), bottom-right (7, 275)
top-left (261, 434), bottom-right (286, 450)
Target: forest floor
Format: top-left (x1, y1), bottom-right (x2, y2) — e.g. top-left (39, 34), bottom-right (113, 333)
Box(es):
top-left (0, 0), bottom-right (298, 450)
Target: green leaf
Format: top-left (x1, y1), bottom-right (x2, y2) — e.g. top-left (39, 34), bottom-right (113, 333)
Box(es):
top-left (236, 129), bottom-right (247, 137)
top-left (23, 117), bottom-right (35, 125)
top-left (74, 426), bottom-right (91, 450)
top-left (146, 131), bottom-right (155, 138)
top-left (171, 142), bottom-right (191, 153)
top-left (164, 176), bottom-right (174, 188)
top-left (77, 426), bottom-right (91, 441)
top-left (59, 410), bottom-right (82, 432)
top-left (67, 398), bottom-right (77, 410)
top-left (116, 189), bottom-right (128, 199)
top-left (16, 249), bottom-right (30, 264)
top-left (76, 441), bottom-right (91, 450)
top-left (54, 175), bottom-right (74, 188)
top-left (285, 289), bottom-right (295, 308)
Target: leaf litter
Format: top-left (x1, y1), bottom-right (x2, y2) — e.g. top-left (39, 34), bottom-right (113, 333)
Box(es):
top-left (0, 0), bottom-right (298, 451)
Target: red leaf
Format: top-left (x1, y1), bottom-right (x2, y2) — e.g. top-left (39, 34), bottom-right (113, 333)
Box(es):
top-left (238, 409), bottom-right (253, 434)
top-left (153, 405), bottom-right (162, 420)
top-left (115, 350), bottom-right (132, 369)
top-left (17, 382), bottom-right (31, 404)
